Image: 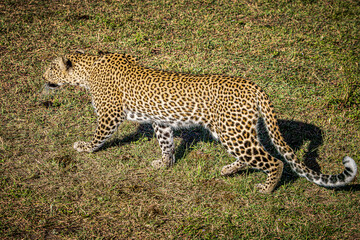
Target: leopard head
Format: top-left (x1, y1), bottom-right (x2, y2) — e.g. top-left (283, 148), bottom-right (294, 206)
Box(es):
top-left (43, 56), bottom-right (74, 89)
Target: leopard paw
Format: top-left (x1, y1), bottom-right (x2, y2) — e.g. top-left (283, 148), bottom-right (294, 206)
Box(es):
top-left (73, 141), bottom-right (92, 152)
top-left (221, 165), bottom-right (236, 176)
top-left (255, 184), bottom-right (271, 194)
top-left (151, 159), bottom-right (166, 170)
top-left (221, 162), bottom-right (247, 176)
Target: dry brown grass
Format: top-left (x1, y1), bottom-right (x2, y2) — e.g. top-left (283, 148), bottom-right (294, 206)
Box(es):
top-left (0, 0), bottom-right (359, 239)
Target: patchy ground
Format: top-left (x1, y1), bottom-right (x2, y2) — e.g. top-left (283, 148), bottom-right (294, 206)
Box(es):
top-left (0, 0), bottom-right (359, 239)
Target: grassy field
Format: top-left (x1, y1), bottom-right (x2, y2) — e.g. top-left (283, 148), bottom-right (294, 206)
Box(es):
top-left (1, 0), bottom-right (359, 239)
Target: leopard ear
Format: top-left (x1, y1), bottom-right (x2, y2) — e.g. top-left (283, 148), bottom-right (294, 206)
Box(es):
top-left (75, 49), bottom-right (85, 54)
top-left (58, 57), bottom-right (72, 72)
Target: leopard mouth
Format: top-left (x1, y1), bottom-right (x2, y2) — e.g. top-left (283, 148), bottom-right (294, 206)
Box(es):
top-left (46, 82), bottom-right (60, 89)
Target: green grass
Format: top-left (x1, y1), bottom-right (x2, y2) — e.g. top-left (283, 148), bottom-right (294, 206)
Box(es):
top-left (1, 0), bottom-right (359, 239)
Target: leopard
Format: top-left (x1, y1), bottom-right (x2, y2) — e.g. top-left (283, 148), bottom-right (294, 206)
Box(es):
top-left (42, 50), bottom-right (357, 193)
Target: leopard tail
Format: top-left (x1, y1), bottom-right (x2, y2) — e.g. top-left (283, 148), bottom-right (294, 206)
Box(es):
top-left (257, 89), bottom-right (357, 188)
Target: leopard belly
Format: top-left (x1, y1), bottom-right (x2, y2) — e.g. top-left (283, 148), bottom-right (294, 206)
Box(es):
top-left (124, 109), bottom-right (219, 139)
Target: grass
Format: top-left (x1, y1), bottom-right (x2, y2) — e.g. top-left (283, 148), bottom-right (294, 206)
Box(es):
top-left (0, 0), bottom-right (359, 239)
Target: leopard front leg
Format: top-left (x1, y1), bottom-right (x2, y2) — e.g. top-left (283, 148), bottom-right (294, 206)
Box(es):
top-left (74, 111), bottom-right (124, 152)
top-left (152, 122), bottom-right (175, 169)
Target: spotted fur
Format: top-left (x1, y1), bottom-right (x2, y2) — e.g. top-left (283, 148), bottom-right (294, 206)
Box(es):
top-left (43, 51), bottom-right (357, 193)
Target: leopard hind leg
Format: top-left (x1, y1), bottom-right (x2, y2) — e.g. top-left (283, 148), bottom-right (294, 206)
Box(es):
top-left (221, 139), bottom-right (284, 193)
top-left (218, 116), bottom-right (284, 193)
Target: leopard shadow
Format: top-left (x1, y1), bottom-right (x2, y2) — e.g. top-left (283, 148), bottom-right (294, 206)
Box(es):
top-left (172, 119), bottom-right (324, 186)
top-left (106, 120), bottom-right (359, 191)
